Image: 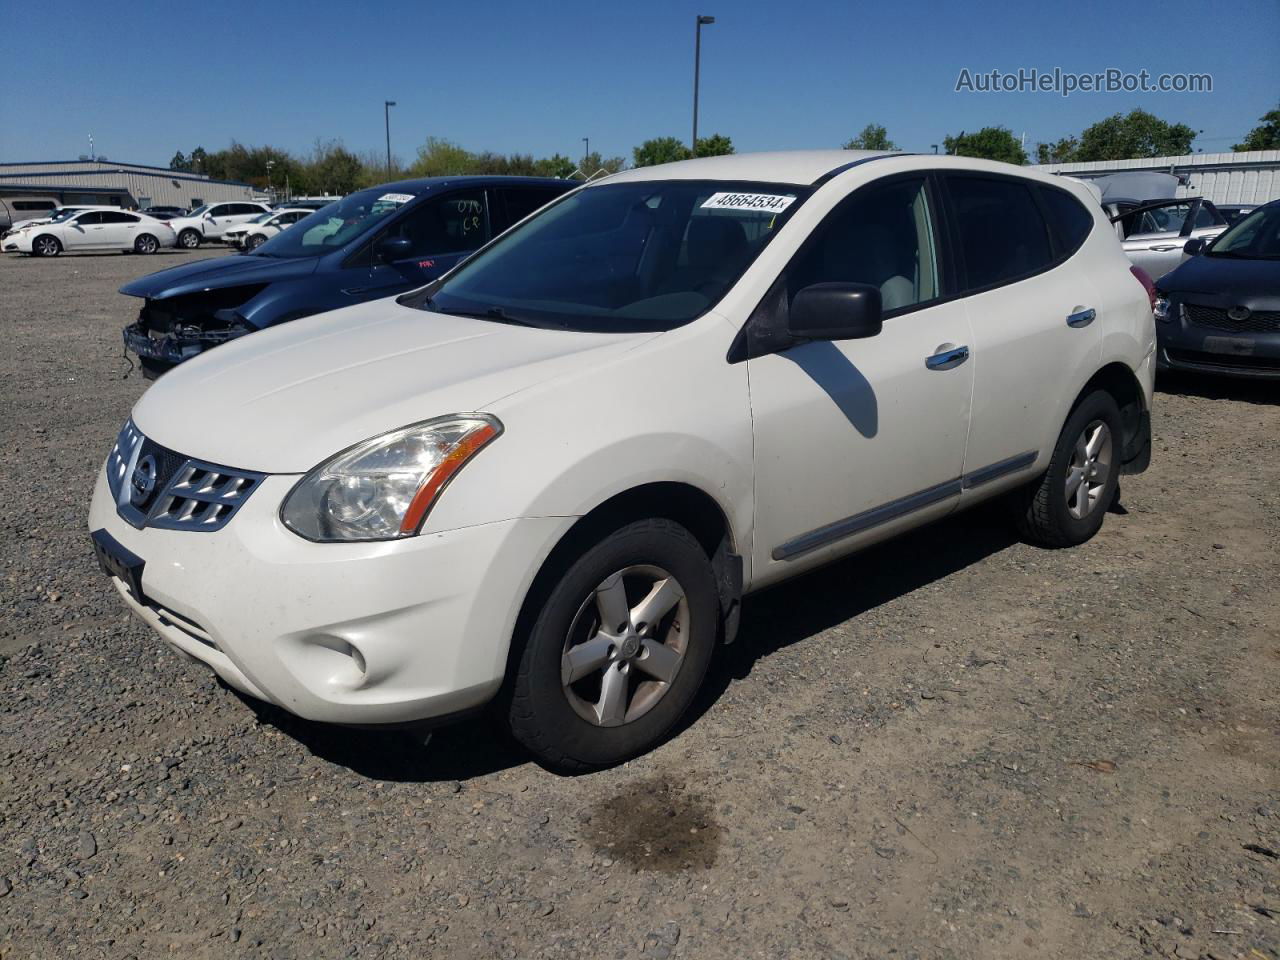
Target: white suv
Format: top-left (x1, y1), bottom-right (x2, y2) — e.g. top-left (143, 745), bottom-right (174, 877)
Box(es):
top-left (89, 152), bottom-right (1156, 770)
top-left (168, 201), bottom-right (271, 248)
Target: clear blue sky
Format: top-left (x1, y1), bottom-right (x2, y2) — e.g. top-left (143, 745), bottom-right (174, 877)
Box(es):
top-left (1, 0), bottom-right (1276, 167)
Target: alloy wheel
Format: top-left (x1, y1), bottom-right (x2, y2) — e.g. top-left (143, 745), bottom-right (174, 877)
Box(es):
top-left (560, 564), bottom-right (690, 727)
top-left (34, 237), bottom-right (58, 256)
top-left (1065, 420), bottom-right (1112, 520)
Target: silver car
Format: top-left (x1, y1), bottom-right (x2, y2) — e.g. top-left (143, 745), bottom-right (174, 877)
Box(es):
top-left (1110, 197), bottom-right (1228, 281)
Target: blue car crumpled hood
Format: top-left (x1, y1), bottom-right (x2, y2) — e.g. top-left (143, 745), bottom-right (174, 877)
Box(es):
top-left (118, 254), bottom-right (321, 300)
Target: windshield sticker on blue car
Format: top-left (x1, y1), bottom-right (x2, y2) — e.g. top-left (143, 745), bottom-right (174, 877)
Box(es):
top-left (377, 193), bottom-right (414, 204)
top-left (700, 192), bottom-right (796, 214)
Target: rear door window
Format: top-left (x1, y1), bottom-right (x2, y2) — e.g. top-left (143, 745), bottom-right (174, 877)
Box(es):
top-left (100, 211), bottom-right (140, 223)
top-left (945, 176), bottom-right (1054, 291)
top-left (494, 187), bottom-right (568, 233)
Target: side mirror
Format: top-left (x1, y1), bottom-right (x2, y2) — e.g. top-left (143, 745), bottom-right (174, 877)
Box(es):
top-left (203, 212), bottom-right (214, 220)
top-left (1183, 237), bottom-right (1206, 256)
top-left (788, 283), bottom-right (883, 341)
top-left (376, 235), bottom-right (413, 261)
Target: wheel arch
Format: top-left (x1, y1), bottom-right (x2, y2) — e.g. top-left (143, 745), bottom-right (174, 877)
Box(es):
top-left (1071, 361), bottom-right (1150, 474)
top-left (503, 481), bottom-right (744, 695)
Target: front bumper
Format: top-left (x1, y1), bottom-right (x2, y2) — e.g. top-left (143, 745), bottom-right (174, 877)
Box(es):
top-left (88, 466), bottom-right (574, 725)
top-left (1156, 300), bottom-right (1280, 379)
top-left (123, 319), bottom-right (250, 373)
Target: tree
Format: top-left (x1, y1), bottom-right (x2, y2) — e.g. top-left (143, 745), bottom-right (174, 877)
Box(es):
top-left (169, 151), bottom-right (190, 172)
top-left (1035, 136), bottom-right (1080, 164)
top-left (1074, 109), bottom-right (1195, 161)
top-left (409, 137), bottom-right (476, 177)
top-left (695, 133), bottom-right (734, 157)
top-left (306, 141), bottom-right (363, 194)
top-left (943, 127), bottom-right (1027, 164)
top-left (1233, 106), bottom-right (1280, 151)
top-left (633, 136), bottom-right (690, 167)
top-left (533, 153), bottom-right (576, 179)
top-left (843, 124), bottom-right (897, 151)
top-left (576, 151), bottom-right (626, 176)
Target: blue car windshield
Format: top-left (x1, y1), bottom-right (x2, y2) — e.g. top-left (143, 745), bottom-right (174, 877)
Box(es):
top-left (413, 180), bottom-right (808, 332)
top-left (253, 188), bottom-right (416, 258)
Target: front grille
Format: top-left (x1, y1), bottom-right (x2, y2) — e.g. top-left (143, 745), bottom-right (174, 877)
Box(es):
top-left (1183, 303), bottom-right (1280, 333)
top-left (107, 420), bottom-right (265, 532)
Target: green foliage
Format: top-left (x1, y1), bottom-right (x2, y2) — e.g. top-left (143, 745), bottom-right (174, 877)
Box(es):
top-left (633, 137), bottom-right (690, 167)
top-left (943, 127), bottom-right (1027, 164)
top-left (1233, 106), bottom-right (1280, 151)
top-left (1035, 137), bottom-right (1080, 164)
top-left (843, 124), bottom-right (897, 151)
top-left (1073, 109), bottom-right (1195, 161)
top-left (695, 133), bottom-right (734, 158)
top-left (576, 151), bottom-right (626, 176)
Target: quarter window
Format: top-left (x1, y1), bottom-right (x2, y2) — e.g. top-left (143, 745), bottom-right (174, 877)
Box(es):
top-left (946, 176), bottom-right (1053, 290)
top-left (788, 177), bottom-right (940, 312)
top-left (1037, 185), bottom-right (1093, 258)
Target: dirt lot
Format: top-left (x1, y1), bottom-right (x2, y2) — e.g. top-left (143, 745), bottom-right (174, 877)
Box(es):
top-left (0, 249), bottom-right (1276, 960)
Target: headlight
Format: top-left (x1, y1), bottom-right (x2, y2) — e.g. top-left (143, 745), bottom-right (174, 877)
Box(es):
top-left (280, 415), bottom-right (502, 542)
top-left (1153, 296), bottom-right (1172, 322)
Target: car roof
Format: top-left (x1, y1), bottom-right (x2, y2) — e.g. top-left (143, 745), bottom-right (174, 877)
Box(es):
top-left (603, 150), bottom-right (895, 187)
top-left (362, 175), bottom-right (578, 195)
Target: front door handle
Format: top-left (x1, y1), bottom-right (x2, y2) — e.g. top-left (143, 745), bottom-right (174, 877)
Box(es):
top-left (1067, 307), bottom-right (1097, 328)
top-left (1149, 244), bottom-right (1179, 252)
top-left (925, 345), bottom-right (969, 370)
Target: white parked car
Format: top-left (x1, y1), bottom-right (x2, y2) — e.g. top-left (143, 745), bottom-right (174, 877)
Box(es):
top-left (2, 204), bottom-right (118, 238)
top-left (4, 208), bottom-right (177, 256)
top-left (89, 151), bottom-right (1156, 770)
top-left (223, 208), bottom-right (313, 250)
top-left (168, 201), bottom-right (272, 249)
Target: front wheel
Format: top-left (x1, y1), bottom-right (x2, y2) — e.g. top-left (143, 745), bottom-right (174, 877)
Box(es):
top-left (32, 234), bottom-right (61, 257)
top-left (247, 233), bottom-right (267, 250)
top-left (508, 519), bottom-right (720, 771)
top-left (1013, 389), bottom-right (1122, 548)
top-left (134, 233), bottom-right (159, 254)
top-left (178, 229), bottom-right (201, 249)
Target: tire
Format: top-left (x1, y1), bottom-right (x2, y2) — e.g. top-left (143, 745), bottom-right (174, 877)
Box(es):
top-left (32, 234), bottom-right (61, 257)
top-left (247, 233), bottom-right (267, 250)
top-left (134, 233), bottom-right (159, 254)
top-left (178, 229), bottom-right (201, 249)
top-left (508, 518), bottom-right (720, 771)
top-left (1013, 389), bottom-right (1122, 548)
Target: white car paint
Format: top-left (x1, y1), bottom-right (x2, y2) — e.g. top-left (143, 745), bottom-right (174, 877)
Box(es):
top-left (4, 204), bottom-right (117, 236)
top-left (5, 209), bottom-right (177, 255)
top-left (223, 208), bottom-right (313, 249)
top-left (168, 201), bottom-right (272, 248)
top-left (89, 151), bottom-right (1155, 740)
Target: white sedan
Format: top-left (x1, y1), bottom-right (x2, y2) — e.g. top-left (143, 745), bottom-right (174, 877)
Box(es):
top-left (3, 209), bottom-right (177, 256)
top-left (223, 208), bottom-right (314, 250)
top-left (89, 151), bottom-right (1156, 770)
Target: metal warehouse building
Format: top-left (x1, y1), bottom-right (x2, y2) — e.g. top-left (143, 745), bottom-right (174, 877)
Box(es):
top-left (0, 159), bottom-right (256, 209)
top-left (1033, 150), bottom-right (1280, 205)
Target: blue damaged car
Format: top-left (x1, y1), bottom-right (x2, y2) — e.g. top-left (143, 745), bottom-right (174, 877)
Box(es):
top-left (120, 176), bottom-right (575, 378)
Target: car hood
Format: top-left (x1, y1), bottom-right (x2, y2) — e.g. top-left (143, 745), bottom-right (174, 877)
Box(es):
top-left (131, 299), bottom-right (658, 473)
top-left (119, 253), bottom-right (320, 298)
top-left (1160, 253), bottom-right (1280, 307)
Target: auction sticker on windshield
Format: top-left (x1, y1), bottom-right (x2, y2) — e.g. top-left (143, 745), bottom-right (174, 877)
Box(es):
top-left (377, 193), bottom-right (414, 204)
top-left (700, 192), bottom-right (796, 214)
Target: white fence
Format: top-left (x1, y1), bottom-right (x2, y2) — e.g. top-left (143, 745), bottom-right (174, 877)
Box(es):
top-left (1032, 150), bottom-right (1280, 205)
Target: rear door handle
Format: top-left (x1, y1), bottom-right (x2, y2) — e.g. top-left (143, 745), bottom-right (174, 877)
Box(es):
top-left (925, 345), bottom-right (969, 370)
top-left (1067, 307), bottom-right (1096, 328)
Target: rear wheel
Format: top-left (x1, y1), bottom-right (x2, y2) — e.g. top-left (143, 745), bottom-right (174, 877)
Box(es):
top-left (508, 519), bottom-right (719, 771)
top-left (32, 234), bottom-right (61, 257)
top-left (1013, 389), bottom-right (1122, 548)
top-left (134, 233), bottom-right (159, 254)
top-left (178, 229), bottom-right (201, 249)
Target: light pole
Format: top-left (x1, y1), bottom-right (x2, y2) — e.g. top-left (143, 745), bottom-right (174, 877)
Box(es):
top-left (384, 100), bottom-right (397, 178)
top-left (265, 159), bottom-right (275, 196)
top-left (931, 144), bottom-right (938, 154)
top-left (582, 137), bottom-right (589, 170)
top-left (692, 15), bottom-right (715, 156)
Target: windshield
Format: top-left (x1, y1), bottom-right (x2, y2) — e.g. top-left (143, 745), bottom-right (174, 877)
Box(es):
top-left (253, 188), bottom-right (415, 259)
top-left (185, 205), bottom-right (210, 218)
top-left (1207, 204), bottom-right (1280, 260)
top-left (416, 180), bottom-right (807, 331)
top-left (246, 211), bottom-right (274, 224)
top-left (48, 208), bottom-right (82, 223)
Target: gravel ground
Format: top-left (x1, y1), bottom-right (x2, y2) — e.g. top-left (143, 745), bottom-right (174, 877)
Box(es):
top-left (0, 249), bottom-right (1277, 960)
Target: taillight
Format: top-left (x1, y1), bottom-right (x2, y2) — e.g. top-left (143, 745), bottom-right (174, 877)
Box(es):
top-left (1130, 265), bottom-right (1157, 311)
